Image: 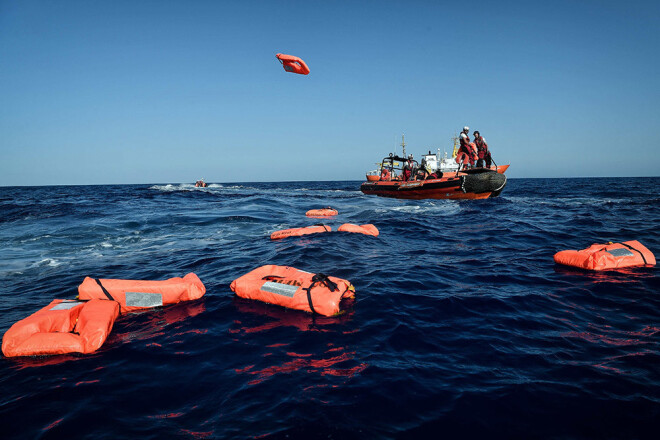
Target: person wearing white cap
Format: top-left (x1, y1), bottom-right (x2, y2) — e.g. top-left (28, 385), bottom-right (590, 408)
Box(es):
top-left (458, 126), bottom-right (476, 167)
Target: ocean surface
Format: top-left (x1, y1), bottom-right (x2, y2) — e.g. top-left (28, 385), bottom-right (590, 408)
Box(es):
top-left (0, 178), bottom-right (658, 439)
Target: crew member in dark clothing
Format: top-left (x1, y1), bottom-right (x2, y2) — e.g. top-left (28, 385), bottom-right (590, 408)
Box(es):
top-left (473, 131), bottom-right (491, 168)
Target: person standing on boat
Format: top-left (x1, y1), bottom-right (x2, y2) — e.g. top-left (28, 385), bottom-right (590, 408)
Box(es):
top-left (458, 126), bottom-right (477, 167)
top-left (473, 131), bottom-right (491, 168)
top-left (402, 154), bottom-right (414, 181)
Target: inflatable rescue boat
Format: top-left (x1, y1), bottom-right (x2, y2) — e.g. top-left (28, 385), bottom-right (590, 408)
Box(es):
top-left (554, 240), bottom-right (655, 271)
top-left (230, 265), bottom-right (355, 316)
top-left (360, 154), bottom-right (507, 200)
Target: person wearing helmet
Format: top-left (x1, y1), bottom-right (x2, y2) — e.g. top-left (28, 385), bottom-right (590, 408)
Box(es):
top-left (473, 131), bottom-right (491, 168)
top-left (458, 126), bottom-right (477, 167)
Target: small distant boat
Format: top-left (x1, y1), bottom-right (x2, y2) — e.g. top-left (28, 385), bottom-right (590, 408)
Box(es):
top-left (195, 179), bottom-right (208, 188)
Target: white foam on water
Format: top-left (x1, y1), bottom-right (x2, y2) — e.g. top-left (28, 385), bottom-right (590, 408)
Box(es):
top-left (20, 234), bottom-right (52, 243)
top-left (218, 185), bottom-right (252, 190)
top-left (150, 183), bottom-right (200, 192)
top-left (149, 184), bottom-right (177, 191)
top-left (375, 202), bottom-right (460, 216)
top-left (506, 195), bottom-right (624, 207)
top-left (36, 258), bottom-right (62, 268)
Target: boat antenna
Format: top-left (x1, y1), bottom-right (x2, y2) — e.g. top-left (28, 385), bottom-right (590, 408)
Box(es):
top-left (401, 134), bottom-right (406, 158)
top-left (451, 134), bottom-right (459, 158)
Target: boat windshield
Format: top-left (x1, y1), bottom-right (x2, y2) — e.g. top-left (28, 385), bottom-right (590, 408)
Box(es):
top-left (379, 155), bottom-right (418, 177)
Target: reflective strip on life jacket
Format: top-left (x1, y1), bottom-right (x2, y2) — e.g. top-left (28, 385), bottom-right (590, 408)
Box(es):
top-left (125, 291), bottom-right (164, 308)
top-left (606, 248), bottom-right (634, 257)
top-left (261, 281), bottom-right (298, 298)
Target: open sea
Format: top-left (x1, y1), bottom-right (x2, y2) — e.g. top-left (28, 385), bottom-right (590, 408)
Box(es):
top-left (0, 177), bottom-right (658, 439)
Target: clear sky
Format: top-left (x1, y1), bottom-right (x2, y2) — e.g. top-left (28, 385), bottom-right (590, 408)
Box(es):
top-left (1, 0), bottom-right (658, 185)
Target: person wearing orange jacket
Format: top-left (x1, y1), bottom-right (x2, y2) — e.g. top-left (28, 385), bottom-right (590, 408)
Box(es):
top-left (458, 126), bottom-right (477, 167)
top-left (402, 155), bottom-right (414, 181)
top-left (473, 130), bottom-right (491, 168)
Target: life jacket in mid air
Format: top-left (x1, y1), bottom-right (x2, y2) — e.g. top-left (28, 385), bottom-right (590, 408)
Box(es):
top-left (78, 273), bottom-right (206, 314)
top-left (270, 225), bottom-right (331, 240)
top-left (276, 53), bottom-right (310, 75)
top-left (305, 208), bottom-right (338, 217)
top-left (337, 223), bottom-right (379, 237)
top-left (553, 240), bottom-right (655, 271)
top-left (230, 265), bottom-right (355, 316)
top-left (2, 299), bottom-right (120, 357)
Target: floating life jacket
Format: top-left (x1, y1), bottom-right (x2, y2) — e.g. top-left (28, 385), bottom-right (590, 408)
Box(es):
top-left (305, 208), bottom-right (338, 217)
top-left (2, 299), bottom-right (120, 357)
top-left (230, 265), bottom-right (355, 316)
top-left (275, 53), bottom-right (310, 75)
top-left (78, 273), bottom-right (206, 314)
top-left (270, 224), bottom-right (331, 240)
top-left (337, 223), bottom-right (379, 237)
top-left (554, 240), bottom-right (655, 271)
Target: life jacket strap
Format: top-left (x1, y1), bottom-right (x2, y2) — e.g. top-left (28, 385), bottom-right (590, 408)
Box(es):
top-left (619, 242), bottom-right (648, 265)
top-left (94, 278), bottom-right (121, 312)
top-left (302, 273), bottom-right (339, 315)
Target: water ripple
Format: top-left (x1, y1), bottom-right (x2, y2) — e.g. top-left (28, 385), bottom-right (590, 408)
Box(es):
top-left (0, 178), bottom-right (658, 439)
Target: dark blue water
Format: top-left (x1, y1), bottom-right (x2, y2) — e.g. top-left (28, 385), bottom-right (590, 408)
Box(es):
top-left (1, 178), bottom-right (658, 439)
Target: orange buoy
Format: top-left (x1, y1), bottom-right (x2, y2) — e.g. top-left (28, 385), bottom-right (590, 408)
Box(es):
top-left (554, 240), bottom-right (656, 271)
top-left (78, 273), bottom-right (206, 314)
top-left (2, 299), bottom-right (120, 357)
top-left (230, 265), bottom-right (354, 316)
top-left (276, 53), bottom-right (310, 75)
top-left (270, 224), bottom-right (331, 240)
top-left (337, 223), bottom-right (379, 237)
top-left (305, 208), bottom-right (338, 217)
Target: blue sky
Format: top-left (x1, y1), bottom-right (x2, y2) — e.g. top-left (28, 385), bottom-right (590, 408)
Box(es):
top-left (1, 0), bottom-right (658, 185)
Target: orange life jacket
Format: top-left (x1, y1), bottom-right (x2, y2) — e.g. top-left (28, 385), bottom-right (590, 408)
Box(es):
top-left (230, 265), bottom-right (355, 316)
top-left (270, 225), bottom-right (331, 240)
top-left (305, 208), bottom-right (338, 217)
top-left (276, 53), bottom-right (310, 75)
top-left (78, 273), bottom-right (206, 314)
top-left (337, 223), bottom-right (379, 237)
top-left (2, 299), bottom-right (120, 357)
top-left (553, 240), bottom-right (655, 271)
